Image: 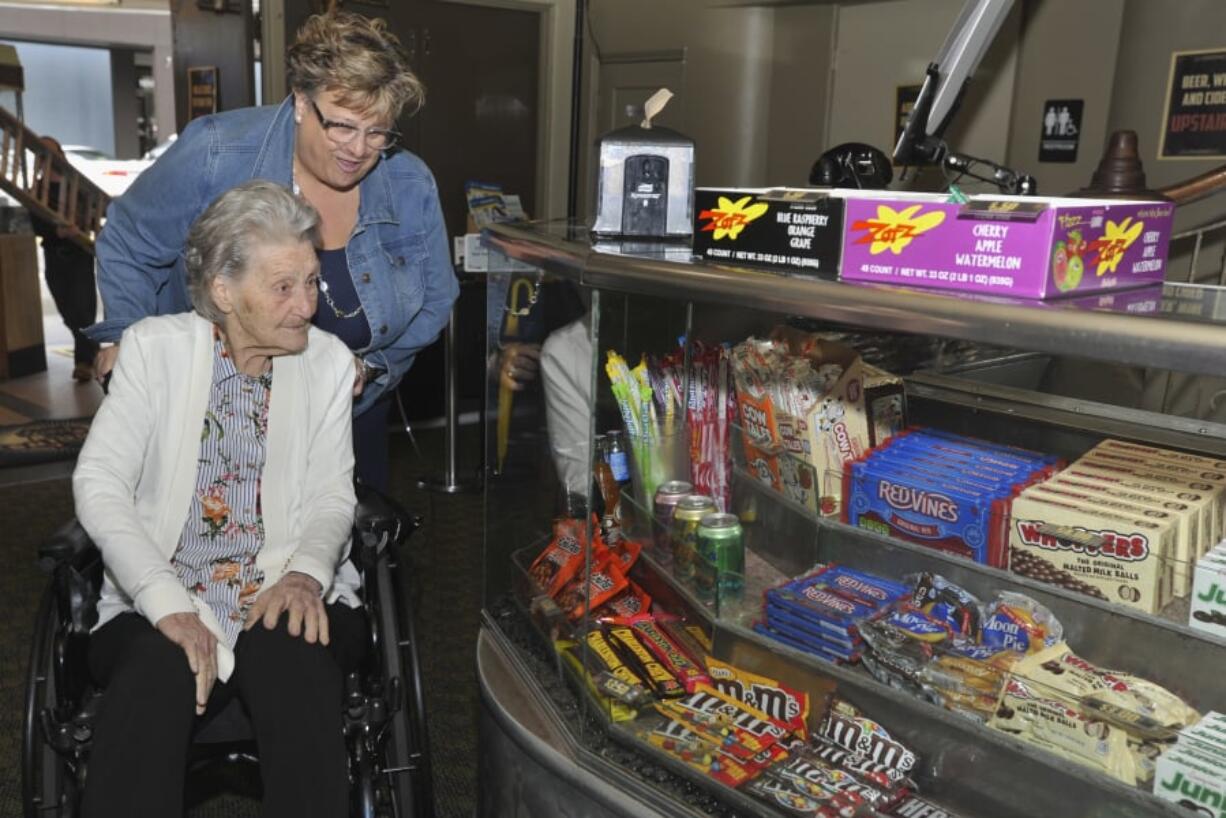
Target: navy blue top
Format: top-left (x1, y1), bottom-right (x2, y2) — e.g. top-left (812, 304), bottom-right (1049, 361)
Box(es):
top-left (314, 247), bottom-right (371, 351)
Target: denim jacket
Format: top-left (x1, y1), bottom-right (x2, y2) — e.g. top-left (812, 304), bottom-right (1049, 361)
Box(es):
top-left (87, 97), bottom-right (459, 416)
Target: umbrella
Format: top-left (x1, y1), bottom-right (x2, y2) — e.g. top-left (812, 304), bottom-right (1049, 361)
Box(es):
top-left (497, 277), bottom-right (537, 471)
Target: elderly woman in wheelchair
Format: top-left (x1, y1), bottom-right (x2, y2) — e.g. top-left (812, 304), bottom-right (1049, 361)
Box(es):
top-left (72, 179), bottom-right (367, 817)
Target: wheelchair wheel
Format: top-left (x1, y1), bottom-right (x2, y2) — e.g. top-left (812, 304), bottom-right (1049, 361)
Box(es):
top-left (22, 583), bottom-right (79, 818)
top-left (373, 549), bottom-right (434, 818)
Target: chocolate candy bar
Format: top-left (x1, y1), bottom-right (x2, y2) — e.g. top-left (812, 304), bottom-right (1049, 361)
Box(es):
top-left (556, 639), bottom-right (640, 723)
top-left (807, 735), bottom-right (913, 789)
top-left (705, 656), bottom-right (811, 738)
top-left (604, 624), bottom-right (684, 699)
top-left (528, 519), bottom-right (590, 595)
top-left (626, 615), bottom-right (711, 693)
top-left (887, 794), bottom-right (966, 818)
top-left (658, 683), bottom-right (791, 759)
top-left (818, 699), bottom-right (918, 775)
top-left (554, 554), bottom-right (629, 620)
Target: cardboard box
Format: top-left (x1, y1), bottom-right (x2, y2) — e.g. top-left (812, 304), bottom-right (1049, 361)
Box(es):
top-left (1190, 556), bottom-right (1226, 638)
top-left (693, 188), bottom-right (844, 276)
top-left (1153, 743), bottom-right (1226, 813)
top-left (1009, 489), bottom-right (1172, 614)
top-left (839, 191), bottom-right (1175, 299)
top-left (732, 338), bottom-right (904, 516)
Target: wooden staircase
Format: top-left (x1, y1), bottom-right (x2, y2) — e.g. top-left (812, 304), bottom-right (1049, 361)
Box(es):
top-left (0, 105), bottom-right (109, 254)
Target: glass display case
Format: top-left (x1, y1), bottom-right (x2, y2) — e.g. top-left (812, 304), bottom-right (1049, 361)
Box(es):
top-left (478, 221), bottom-right (1226, 818)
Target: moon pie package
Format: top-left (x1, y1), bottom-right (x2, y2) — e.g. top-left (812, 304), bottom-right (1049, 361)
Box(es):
top-left (860, 575), bottom-right (1062, 722)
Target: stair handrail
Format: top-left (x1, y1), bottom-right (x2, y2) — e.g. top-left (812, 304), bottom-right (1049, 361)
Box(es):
top-left (0, 105), bottom-right (109, 253)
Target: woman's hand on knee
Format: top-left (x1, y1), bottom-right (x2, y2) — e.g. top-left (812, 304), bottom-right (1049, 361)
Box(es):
top-left (244, 572), bottom-right (329, 646)
top-left (155, 612), bottom-right (217, 715)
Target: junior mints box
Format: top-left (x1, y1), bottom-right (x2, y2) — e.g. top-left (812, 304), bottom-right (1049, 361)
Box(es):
top-left (839, 191), bottom-right (1175, 300)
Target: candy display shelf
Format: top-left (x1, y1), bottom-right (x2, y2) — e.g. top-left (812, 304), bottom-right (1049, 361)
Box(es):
top-left (486, 221), bottom-right (1226, 379)
top-left (480, 222), bottom-right (1226, 818)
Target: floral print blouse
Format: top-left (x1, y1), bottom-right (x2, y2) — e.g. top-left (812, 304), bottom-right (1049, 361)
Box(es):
top-left (172, 330), bottom-right (272, 646)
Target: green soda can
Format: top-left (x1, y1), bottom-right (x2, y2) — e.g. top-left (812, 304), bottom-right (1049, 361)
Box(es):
top-left (670, 494), bottom-right (716, 582)
top-left (695, 512), bottom-right (744, 603)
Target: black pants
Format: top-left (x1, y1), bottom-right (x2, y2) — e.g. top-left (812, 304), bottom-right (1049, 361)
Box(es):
top-left (81, 604), bottom-right (367, 818)
top-left (354, 394), bottom-right (392, 492)
top-left (43, 245), bottom-right (98, 364)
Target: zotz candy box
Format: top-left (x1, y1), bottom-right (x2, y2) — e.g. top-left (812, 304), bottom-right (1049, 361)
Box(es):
top-left (693, 187), bottom-right (845, 276)
top-left (838, 191), bottom-right (1174, 300)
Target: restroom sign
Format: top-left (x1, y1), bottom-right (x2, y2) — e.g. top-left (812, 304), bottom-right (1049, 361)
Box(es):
top-left (1039, 99), bottom-right (1082, 163)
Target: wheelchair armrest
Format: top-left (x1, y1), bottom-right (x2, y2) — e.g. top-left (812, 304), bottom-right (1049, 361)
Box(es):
top-left (38, 519), bottom-right (97, 573)
top-left (353, 483), bottom-right (422, 549)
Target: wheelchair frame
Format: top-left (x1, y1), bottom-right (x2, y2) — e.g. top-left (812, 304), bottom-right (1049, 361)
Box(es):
top-left (21, 486), bottom-right (434, 818)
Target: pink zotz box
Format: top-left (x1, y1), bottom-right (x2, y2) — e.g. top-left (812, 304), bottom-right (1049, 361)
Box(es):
top-left (838, 192), bottom-right (1176, 300)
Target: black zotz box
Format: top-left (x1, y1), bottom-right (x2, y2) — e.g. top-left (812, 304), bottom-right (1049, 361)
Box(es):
top-left (692, 188), bottom-right (844, 276)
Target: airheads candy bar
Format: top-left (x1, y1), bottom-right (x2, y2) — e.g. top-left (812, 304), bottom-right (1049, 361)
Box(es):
top-left (705, 656), bottom-right (810, 737)
top-left (843, 458), bottom-right (1008, 565)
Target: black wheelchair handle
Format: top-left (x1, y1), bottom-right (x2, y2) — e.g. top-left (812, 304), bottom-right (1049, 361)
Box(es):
top-left (353, 482), bottom-right (422, 546)
top-left (38, 520), bottom-right (97, 574)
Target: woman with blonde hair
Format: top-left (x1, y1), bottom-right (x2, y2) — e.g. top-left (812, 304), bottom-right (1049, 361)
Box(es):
top-left (89, 11), bottom-right (459, 490)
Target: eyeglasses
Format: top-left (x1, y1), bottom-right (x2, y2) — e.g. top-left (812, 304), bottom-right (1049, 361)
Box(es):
top-left (309, 99), bottom-right (400, 151)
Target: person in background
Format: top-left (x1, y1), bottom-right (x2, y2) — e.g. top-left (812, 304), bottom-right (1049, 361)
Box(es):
top-left (86, 11), bottom-right (459, 490)
top-left (31, 136), bottom-right (99, 382)
top-left (75, 180), bottom-right (364, 817)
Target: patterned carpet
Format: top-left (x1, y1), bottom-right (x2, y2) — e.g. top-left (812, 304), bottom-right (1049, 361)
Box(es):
top-left (0, 427), bottom-right (484, 818)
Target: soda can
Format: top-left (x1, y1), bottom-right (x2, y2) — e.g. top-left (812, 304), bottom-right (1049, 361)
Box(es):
top-left (671, 494), bottom-right (716, 582)
top-left (652, 480), bottom-right (693, 561)
top-left (695, 513), bottom-right (745, 604)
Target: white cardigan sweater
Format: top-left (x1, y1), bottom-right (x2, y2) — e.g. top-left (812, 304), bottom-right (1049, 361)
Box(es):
top-left (73, 313), bottom-right (360, 681)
